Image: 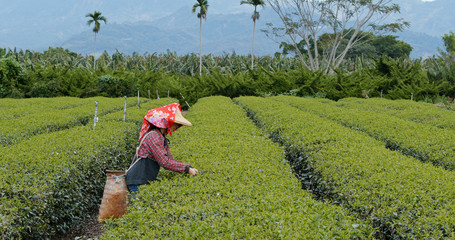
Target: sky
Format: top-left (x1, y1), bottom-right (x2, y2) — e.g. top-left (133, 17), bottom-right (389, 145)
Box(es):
top-left (0, 0), bottom-right (257, 49)
top-left (0, 0), bottom-right (448, 57)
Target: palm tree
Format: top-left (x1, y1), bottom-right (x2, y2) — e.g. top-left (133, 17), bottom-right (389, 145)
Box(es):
top-left (192, 0), bottom-right (209, 76)
top-left (241, 0), bottom-right (265, 68)
top-left (86, 11), bottom-right (107, 70)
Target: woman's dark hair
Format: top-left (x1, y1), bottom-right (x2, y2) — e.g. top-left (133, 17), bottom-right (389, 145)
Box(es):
top-left (147, 124), bottom-right (158, 132)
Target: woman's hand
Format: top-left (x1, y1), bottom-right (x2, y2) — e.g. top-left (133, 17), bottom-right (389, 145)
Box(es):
top-left (188, 167), bottom-right (198, 176)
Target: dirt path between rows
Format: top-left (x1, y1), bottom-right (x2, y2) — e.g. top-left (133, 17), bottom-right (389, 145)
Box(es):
top-left (61, 213), bottom-right (104, 240)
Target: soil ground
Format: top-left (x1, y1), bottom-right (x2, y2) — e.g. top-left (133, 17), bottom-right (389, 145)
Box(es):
top-left (61, 213), bottom-right (104, 240)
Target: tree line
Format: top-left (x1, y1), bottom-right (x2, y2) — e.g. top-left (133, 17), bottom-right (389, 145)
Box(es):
top-left (1, 0), bottom-right (454, 104)
top-left (0, 39), bottom-right (454, 105)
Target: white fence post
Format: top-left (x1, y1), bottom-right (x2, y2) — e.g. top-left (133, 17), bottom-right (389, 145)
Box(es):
top-left (93, 101), bottom-right (99, 129)
top-left (137, 88), bottom-right (141, 109)
top-left (180, 92), bottom-right (191, 108)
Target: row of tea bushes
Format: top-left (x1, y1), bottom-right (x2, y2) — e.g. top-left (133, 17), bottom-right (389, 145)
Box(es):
top-left (0, 121), bottom-right (137, 239)
top-left (336, 97), bottom-right (455, 130)
top-left (0, 97), bottom-right (91, 120)
top-left (101, 96), bottom-right (373, 239)
top-left (0, 97), bottom-right (145, 146)
top-left (0, 98), bottom-right (176, 239)
top-left (272, 96), bottom-right (455, 171)
top-left (236, 96), bottom-right (455, 239)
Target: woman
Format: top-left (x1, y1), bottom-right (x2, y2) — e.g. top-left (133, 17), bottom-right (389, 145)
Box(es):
top-left (126, 103), bottom-right (198, 193)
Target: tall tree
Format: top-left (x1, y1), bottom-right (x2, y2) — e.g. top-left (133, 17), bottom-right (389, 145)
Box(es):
top-left (442, 31), bottom-right (455, 54)
top-left (192, 0), bottom-right (209, 76)
top-left (264, 0), bottom-right (409, 73)
top-left (278, 32), bottom-right (412, 60)
top-left (241, 0), bottom-right (265, 68)
top-left (86, 11), bottom-right (107, 70)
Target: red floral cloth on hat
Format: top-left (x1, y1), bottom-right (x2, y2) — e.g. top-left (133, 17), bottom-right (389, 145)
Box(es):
top-left (140, 103), bottom-right (181, 140)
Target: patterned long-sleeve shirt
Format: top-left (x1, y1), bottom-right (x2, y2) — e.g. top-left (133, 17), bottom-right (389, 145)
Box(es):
top-left (138, 128), bottom-right (189, 173)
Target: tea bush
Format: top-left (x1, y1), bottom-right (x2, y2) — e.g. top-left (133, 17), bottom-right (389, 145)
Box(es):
top-left (0, 122), bottom-right (137, 239)
top-left (101, 96), bottom-right (372, 239)
top-left (0, 97), bottom-right (91, 120)
top-left (0, 98), bottom-right (173, 239)
top-left (236, 96), bottom-right (455, 239)
top-left (272, 96), bottom-right (455, 171)
top-left (336, 97), bottom-right (455, 130)
top-left (0, 96), bottom-right (144, 146)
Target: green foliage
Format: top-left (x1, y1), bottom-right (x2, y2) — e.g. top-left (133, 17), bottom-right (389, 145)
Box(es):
top-left (0, 98), bottom-right (174, 239)
top-left (0, 58), bottom-right (22, 97)
top-left (0, 46), bottom-right (452, 103)
top-left (424, 52), bottom-right (455, 98)
top-left (337, 97), bottom-right (455, 130)
top-left (176, 68), bottom-right (299, 104)
top-left (318, 70), bottom-right (364, 100)
top-left (86, 11), bottom-right (107, 34)
top-left (0, 97), bottom-right (142, 146)
top-left (102, 96), bottom-right (372, 239)
top-left (192, 0), bottom-right (209, 20)
top-left (98, 74), bottom-right (131, 97)
top-left (0, 97), bottom-right (90, 120)
top-left (4, 96), bottom-right (455, 239)
top-left (23, 65), bottom-right (97, 97)
top-left (370, 35), bottom-right (412, 59)
top-left (236, 96), bottom-right (455, 239)
top-left (0, 122), bottom-right (137, 239)
top-left (341, 34), bottom-right (413, 60)
top-left (273, 96), bottom-right (455, 171)
top-left (280, 32), bottom-right (412, 60)
top-left (442, 31), bottom-right (455, 54)
top-left (368, 56), bottom-right (437, 100)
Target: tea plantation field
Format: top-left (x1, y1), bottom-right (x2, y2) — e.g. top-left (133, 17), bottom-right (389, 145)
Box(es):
top-left (1, 96), bottom-right (454, 239)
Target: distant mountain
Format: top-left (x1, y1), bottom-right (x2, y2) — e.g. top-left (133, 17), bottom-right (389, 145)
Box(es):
top-left (0, 0), bottom-right (257, 52)
top-left (61, 7), bottom-right (282, 56)
top-left (396, 31), bottom-right (442, 58)
top-left (395, 0), bottom-right (455, 37)
top-left (1, 0), bottom-right (454, 58)
top-left (393, 0), bottom-right (452, 58)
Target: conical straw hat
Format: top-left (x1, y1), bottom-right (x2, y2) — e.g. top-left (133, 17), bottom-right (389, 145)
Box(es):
top-left (174, 108), bottom-right (192, 126)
